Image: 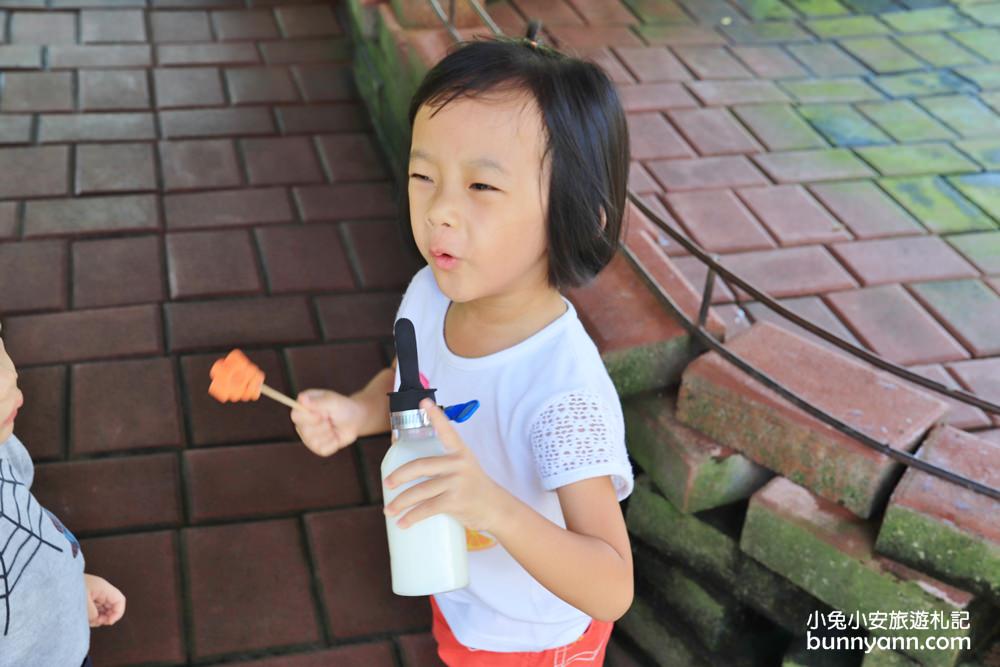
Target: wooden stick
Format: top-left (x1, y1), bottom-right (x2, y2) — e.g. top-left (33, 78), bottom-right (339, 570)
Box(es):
top-left (260, 383), bottom-right (308, 411)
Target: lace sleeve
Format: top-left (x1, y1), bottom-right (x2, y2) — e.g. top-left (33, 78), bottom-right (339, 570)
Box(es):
top-left (529, 391), bottom-right (634, 501)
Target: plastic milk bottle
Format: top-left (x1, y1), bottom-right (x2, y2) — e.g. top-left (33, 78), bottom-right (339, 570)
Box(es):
top-left (381, 317), bottom-right (469, 596)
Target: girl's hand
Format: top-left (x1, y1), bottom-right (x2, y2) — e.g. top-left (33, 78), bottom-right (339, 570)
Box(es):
top-left (291, 389), bottom-right (365, 457)
top-left (383, 398), bottom-right (508, 532)
top-left (84, 573), bottom-right (126, 627)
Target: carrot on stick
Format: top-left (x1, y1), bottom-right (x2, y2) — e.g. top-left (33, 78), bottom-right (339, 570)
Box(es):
top-left (208, 349), bottom-right (307, 412)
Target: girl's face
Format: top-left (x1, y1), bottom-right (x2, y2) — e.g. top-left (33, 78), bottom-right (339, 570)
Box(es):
top-left (0, 338), bottom-right (23, 443)
top-left (408, 91), bottom-right (552, 303)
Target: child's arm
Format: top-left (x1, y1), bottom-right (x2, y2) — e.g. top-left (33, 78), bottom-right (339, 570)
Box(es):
top-left (382, 399), bottom-right (633, 622)
top-left (350, 357), bottom-right (396, 438)
top-left (489, 477), bottom-right (633, 622)
top-left (293, 358), bottom-right (395, 455)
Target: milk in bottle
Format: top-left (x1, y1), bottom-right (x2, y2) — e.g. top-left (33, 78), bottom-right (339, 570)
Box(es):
top-left (382, 317), bottom-right (469, 596)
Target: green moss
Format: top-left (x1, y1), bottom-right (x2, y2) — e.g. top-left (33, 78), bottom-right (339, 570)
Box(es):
top-left (688, 451), bottom-right (771, 513)
top-left (737, 556), bottom-right (830, 634)
top-left (627, 477), bottom-right (742, 576)
top-left (605, 335), bottom-right (696, 398)
top-left (742, 501), bottom-right (975, 667)
top-left (862, 648), bottom-right (920, 666)
top-left (677, 374), bottom-right (887, 518)
top-left (624, 396), bottom-right (770, 513)
top-left (876, 505), bottom-right (1000, 604)
top-left (624, 398), bottom-right (690, 510)
top-left (637, 554), bottom-right (744, 651)
top-left (618, 597), bottom-right (713, 667)
top-left (629, 480), bottom-right (826, 635)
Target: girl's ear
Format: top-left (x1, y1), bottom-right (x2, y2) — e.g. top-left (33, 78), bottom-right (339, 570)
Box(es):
top-left (599, 208), bottom-right (607, 231)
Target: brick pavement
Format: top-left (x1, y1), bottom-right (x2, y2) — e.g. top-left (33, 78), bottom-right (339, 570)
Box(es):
top-left (0, 0), bottom-right (998, 665)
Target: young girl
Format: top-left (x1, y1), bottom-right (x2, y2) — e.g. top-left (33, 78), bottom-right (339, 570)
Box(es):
top-left (291, 27), bottom-right (634, 666)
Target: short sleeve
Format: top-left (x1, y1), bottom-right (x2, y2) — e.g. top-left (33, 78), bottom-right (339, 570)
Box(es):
top-left (529, 390), bottom-right (634, 502)
top-left (1, 435), bottom-right (35, 490)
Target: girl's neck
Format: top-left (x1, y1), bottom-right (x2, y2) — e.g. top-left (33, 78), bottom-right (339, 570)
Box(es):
top-left (445, 285), bottom-right (567, 359)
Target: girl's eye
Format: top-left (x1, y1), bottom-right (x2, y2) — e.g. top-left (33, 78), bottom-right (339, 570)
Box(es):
top-left (409, 174), bottom-right (496, 192)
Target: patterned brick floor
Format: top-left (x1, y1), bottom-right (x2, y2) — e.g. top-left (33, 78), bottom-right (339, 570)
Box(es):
top-left (498, 0), bottom-right (1000, 441)
top-left (0, 0), bottom-right (998, 665)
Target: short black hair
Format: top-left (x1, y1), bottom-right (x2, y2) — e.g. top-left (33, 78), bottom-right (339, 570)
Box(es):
top-left (402, 28), bottom-right (630, 290)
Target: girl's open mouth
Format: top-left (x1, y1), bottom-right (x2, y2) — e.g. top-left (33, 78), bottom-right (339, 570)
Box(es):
top-left (432, 252), bottom-right (459, 271)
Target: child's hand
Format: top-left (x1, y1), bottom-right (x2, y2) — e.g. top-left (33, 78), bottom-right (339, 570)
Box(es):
top-left (383, 398), bottom-right (508, 532)
top-left (291, 389), bottom-right (365, 457)
top-left (84, 573), bottom-right (126, 627)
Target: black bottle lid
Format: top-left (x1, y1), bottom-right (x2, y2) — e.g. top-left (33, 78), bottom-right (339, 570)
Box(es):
top-left (387, 317), bottom-right (437, 413)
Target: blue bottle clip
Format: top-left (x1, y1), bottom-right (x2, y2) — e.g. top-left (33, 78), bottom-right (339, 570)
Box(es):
top-left (443, 400), bottom-right (480, 423)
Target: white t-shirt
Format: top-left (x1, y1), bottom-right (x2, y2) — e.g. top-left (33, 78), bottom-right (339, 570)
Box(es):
top-left (391, 266), bottom-right (634, 652)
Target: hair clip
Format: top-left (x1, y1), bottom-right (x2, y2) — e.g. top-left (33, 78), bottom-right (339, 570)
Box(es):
top-left (525, 19), bottom-right (542, 50)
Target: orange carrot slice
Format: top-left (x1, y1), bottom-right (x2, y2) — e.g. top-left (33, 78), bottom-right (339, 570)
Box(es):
top-left (208, 349), bottom-right (265, 402)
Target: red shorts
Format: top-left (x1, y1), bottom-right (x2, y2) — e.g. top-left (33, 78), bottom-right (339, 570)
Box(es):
top-left (430, 596), bottom-right (614, 667)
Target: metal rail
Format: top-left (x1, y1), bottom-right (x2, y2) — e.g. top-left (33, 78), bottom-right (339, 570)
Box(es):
top-left (423, 1), bottom-right (1000, 501)
top-left (630, 193), bottom-right (1000, 416)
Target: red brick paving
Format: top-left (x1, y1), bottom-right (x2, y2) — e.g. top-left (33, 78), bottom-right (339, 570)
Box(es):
top-left (33, 453), bottom-right (183, 533)
top-left (648, 154), bottom-right (769, 191)
top-left (830, 235), bottom-right (979, 285)
top-left (285, 341), bottom-right (385, 395)
top-left (742, 295), bottom-right (864, 353)
top-left (185, 519), bottom-right (323, 659)
top-left (807, 180), bottom-right (924, 238)
top-left (82, 531), bottom-right (187, 666)
top-left (75, 143), bottom-right (157, 195)
top-left (306, 506), bottom-right (432, 638)
top-left (665, 189), bottom-right (776, 252)
top-left (907, 364), bottom-right (992, 430)
top-left (164, 187), bottom-right (294, 229)
top-left (667, 107), bottom-right (762, 155)
top-left (736, 185), bottom-right (852, 246)
top-left (1, 0), bottom-right (998, 664)
top-left (166, 229), bottom-right (264, 299)
top-left (166, 296), bottom-right (317, 351)
top-left (71, 357), bottom-right (184, 455)
top-left (0, 240), bottom-right (68, 314)
top-left (24, 194), bottom-right (160, 238)
top-left (72, 236), bottom-right (166, 308)
top-left (12, 365), bottom-right (67, 462)
top-left (627, 111), bottom-right (695, 160)
top-left (722, 245), bottom-right (859, 299)
top-left (947, 357), bottom-right (1000, 426)
top-left (825, 284), bottom-right (970, 365)
top-left (613, 45), bottom-right (691, 81)
top-left (184, 441), bottom-right (364, 522)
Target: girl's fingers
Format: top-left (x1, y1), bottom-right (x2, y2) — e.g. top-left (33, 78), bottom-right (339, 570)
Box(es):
top-left (396, 494), bottom-right (447, 529)
top-left (420, 399), bottom-right (464, 453)
top-left (297, 421), bottom-right (335, 444)
top-left (299, 427), bottom-right (341, 456)
top-left (384, 454), bottom-right (454, 489)
top-left (291, 406), bottom-right (323, 427)
top-left (385, 475), bottom-right (450, 517)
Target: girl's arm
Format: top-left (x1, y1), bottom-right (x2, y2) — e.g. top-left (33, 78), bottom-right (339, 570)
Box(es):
top-left (489, 476), bottom-right (633, 623)
top-left (382, 399), bottom-right (633, 622)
